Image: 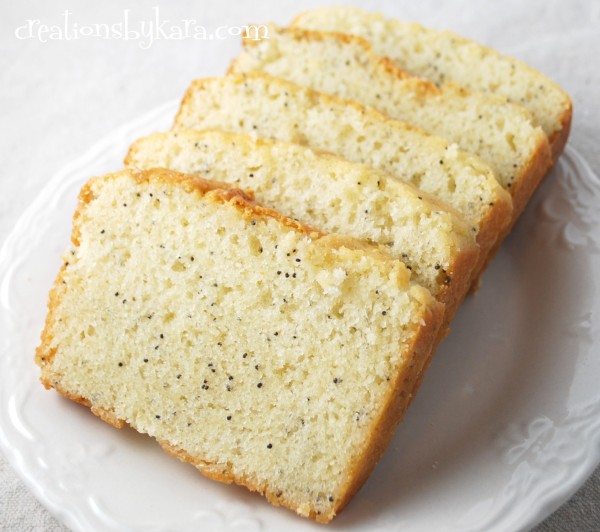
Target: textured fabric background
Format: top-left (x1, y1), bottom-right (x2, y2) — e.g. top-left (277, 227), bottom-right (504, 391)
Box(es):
top-left (1, 1), bottom-right (599, 530)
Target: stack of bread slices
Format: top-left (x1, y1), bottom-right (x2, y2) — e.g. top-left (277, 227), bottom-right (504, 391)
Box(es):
top-left (36, 6), bottom-right (572, 524)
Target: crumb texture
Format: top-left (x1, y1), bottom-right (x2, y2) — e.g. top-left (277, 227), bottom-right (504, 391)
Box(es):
top-left (174, 75), bottom-right (513, 278)
top-left (292, 6), bottom-right (573, 144)
top-left (127, 129), bottom-right (478, 309)
top-left (37, 169), bottom-right (442, 522)
top-left (231, 24), bottom-right (551, 200)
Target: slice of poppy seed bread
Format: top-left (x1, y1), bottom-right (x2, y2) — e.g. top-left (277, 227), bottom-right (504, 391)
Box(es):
top-left (36, 168), bottom-right (444, 523)
top-left (230, 24), bottom-right (552, 223)
top-left (125, 129), bottom-right (479, 317)
top-left (173, 74), bottom-right (511, 286)
top-left (291, 6), bottom-right (573, 159)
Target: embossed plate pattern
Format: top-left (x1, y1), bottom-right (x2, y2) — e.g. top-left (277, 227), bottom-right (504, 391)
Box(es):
top-left (1, 101), bottom-right (599, 532)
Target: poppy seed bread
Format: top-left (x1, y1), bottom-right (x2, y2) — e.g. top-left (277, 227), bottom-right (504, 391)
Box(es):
top-left (230, 24), bottom-right (552, 222)
top-left (291, 6), bottom-right (573, 159)
top-left (126, 129), bottom-right (479, 316)
top-left (173, 74), bottom-right (511, 284)
top-left (36, 168), bottom-right (444, 523)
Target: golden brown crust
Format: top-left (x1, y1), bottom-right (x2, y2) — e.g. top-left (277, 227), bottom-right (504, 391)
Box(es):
top-left (83, 167), bottom-right (252, 201)
top-left (237, 24), bottom-right (446, 97)
top-left (510, 134), bottom-right (553, 222)
top-left (243, 23), bottom-right (370, 49)
top-left (82, 168), bottom-right (324, 241)
top-left (35, 265), bottom-right (66, 370)
top-left (39, 372), bottom-right (128, 430)
top-left (399, 319), bottom-right (451, 416)
top-left (472, 186), bottom-right (513, 276)
top-left (332, 299), bottom-right (444, 520)
top-left (36, 262), bottom-right (129, 434)
top-left (435, 242), bottom-right (479, 328)
top-left (159, 440), bottom-right (331, 522)
top-left (469, 131), bottom-right (553, 291)
top-left (173, 78), bottom-right (208, 130)
top-left (73, 168), bottom-right (257, 245)
top-left (548, 102), bottom-right (573, 162)
top-left (123, 141), bottom-right (140, 167)
top-left (45, 369), bottom-right (331, 519)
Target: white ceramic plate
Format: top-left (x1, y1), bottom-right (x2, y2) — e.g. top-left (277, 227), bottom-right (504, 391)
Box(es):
top-left (1, 102), bottom-right (599, 532)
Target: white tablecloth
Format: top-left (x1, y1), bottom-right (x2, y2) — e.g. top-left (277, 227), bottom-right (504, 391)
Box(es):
top-left (1, 1), bottom-right (599, 530)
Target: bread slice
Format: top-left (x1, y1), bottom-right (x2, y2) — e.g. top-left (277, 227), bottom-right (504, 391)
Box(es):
top-left (126, 129), bottom-right (478, 316)
top-left (173, 75), bottom-right (511, 286)
top-left (36, 167), bottom-right (444, 523)
top-left (230, 24), bottom-right (552, 222)
top-left (291, 6), bottom-right (573, 159)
